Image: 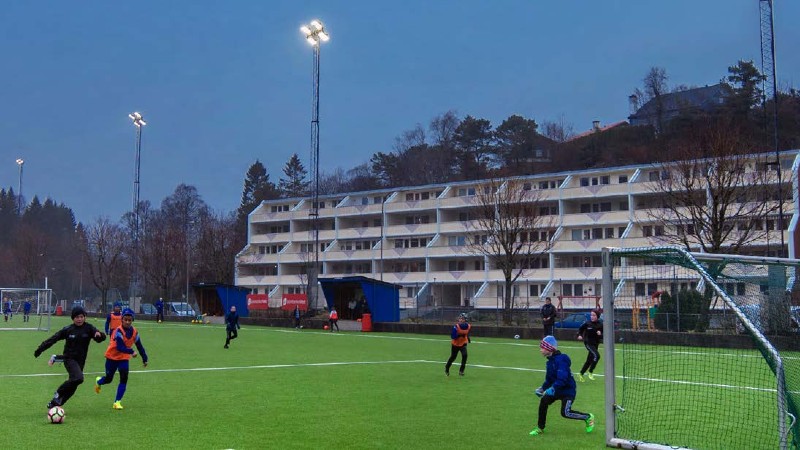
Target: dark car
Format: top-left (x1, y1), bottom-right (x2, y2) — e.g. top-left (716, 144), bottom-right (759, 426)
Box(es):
top-left (140, 303), bottom-right (157, 315)
top-left (554, 312), bottom-right (592, 329)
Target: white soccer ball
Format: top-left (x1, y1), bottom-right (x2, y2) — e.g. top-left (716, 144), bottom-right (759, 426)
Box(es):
top-left (47, 406), bottom-right (65, 424)
top-left (514, 334), bottom-right (520, 340)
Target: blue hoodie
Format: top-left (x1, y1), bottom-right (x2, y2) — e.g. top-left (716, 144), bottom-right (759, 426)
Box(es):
top-left (540, 351), bottom-right (577, 398)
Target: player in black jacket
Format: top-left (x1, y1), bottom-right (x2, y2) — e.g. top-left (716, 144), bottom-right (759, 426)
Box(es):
top-left (34, 306), bottom-right (106, 408)
top-left (575, 309), bottom-right (602, 382)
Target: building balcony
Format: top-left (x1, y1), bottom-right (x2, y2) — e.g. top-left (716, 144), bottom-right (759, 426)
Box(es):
top-left (385, 199), bottom-right (438, 212)
top-left (379, 272), bottom-right (429, 285)
top-left (561, 183), bottom-right (630, 197)
top-left (335, 227), bottom-right (382, 240)
top-left (383, 247), bottom-right (428, 259)
top-left (236, 274), bottom-right (279, 286)
top-left (323, 249), bottom-right (377, 261)
top-left (551, 267), bottom-right (602, 280)
top-left (425, 271), bottom-right (487, 283)
top-left (438, 196), bottom-right (479, 208)
top-left (385, 223), bottom-right (438, 236)
top-left (552, 238), bottom-right (618, 252)
top-left (560, 210), bottom-right (630, 227)
top-left (335, 203), bottom-right (383, 216)
top-left (426, 245), bottom-right (475, 257)
top-left (250, 233), bottom-right (292, 244)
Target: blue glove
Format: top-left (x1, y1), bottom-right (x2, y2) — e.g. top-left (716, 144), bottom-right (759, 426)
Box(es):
top-left (534, 387), bottom-right (544, 398)
top-left (544, 387), bottom-right (555, 397)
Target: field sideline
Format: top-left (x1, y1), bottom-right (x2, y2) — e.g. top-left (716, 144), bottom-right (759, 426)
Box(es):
top-left (0, 316), bottom-right (780, 449)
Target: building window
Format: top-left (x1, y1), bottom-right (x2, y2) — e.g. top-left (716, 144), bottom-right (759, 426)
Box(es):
top-left (601, 176), bottom-right (610, 185)
top-left (605, 228), bottom-right (614, 239)
top-left (643, 226), bottom-right (653, 237)
top-left (618, 175), bottom-right (628, 183)
top-left (580, 177), bottom-right (589, 187)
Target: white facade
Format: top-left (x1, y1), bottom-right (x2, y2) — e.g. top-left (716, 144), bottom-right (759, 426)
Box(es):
top-left (236, 151), bottom-right (800, 311)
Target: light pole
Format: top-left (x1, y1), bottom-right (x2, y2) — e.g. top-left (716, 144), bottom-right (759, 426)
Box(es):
top-left (300, 19), bottom-right (329, 310)
top-left (185, 219), bottom-right (194, 305)
top-left (15, 158), bottom-right (24, 214)
top-left (129, 112), bottom-right (146, 303)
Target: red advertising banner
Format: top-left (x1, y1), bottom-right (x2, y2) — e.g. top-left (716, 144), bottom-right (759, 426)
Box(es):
top-left (281, 293), bottom-right (308, 311)
top-left (246, 294), bottom-right (269, 310)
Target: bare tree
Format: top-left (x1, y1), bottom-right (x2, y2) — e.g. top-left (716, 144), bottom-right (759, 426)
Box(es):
top-left (541, 115), bottom-right (575, 143)
top-left (467, 179), bottom-right (554, 324)
top-left (645, 119), bottom-right (782, 255)
top-left (81, 217), bottom-right (128, 312)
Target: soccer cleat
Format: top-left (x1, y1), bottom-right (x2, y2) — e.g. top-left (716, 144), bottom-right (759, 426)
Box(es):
top-left (529, 427), bottom-right (544, 436)
top-left (576, 373), bottom-right (585, 382)
top-left (585, 413), bottom-right (595, 433)
top-left (48, 355), bottom-right (57, 366)
top-left (445, 369), bottom-right (449, 377)
top-left (112, 401), bottom-right (124, 410)
top-left (224, 344), bottom-right (229, 349)
top-left (458, 372), bottom-right (464, 377)
top-left (95, 377), bottom-right (102, 394)
top-left (587, 373), bottom-right (596, 381)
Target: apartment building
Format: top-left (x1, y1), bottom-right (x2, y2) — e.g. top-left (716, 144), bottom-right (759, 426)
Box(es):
top-left (235, 151), bottom-right (799, 311)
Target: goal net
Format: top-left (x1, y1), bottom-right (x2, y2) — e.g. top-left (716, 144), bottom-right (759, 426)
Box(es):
top-left (0, 288), bottom-right (53, 332)
top-left (602, 246), bottom-right (799, 450)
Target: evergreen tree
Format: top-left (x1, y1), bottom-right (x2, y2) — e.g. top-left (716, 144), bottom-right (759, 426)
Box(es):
top-left (278, 154), bottom-right (310, 198)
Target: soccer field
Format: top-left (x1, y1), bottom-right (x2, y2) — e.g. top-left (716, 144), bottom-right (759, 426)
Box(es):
top-left (1, 316), bottom-right (607, 449)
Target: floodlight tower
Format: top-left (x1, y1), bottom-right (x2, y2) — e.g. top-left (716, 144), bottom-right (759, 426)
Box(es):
top-left (759, 0), bottom-right (784, 256)
top-left (300, 19), bottom-right (329, 310)
top-left (129, 112), bottom-right (146, 302)
top-left (15, 158), bottom-right (24, 214)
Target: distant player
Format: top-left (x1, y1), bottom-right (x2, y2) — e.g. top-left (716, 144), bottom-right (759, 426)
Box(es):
top-left (34, 306), bottom-right (106, 409)
top-left (155, 297), bottom-right (164, 323)
top-left (224, 306), bottom-right (240, 349)
top-left (105, 302), bottom-right (123, 334)
top-left (576, 310), bottom-right (602, 382)
top-left (445, 313), bottom-right (471, 377)
top-left (95, 308), bottom-right (148, 410)
top-left (23, 300), bottom-right (32, 322)
top-left (530, 336), bottom-right (594, 437)
top-left (4, 300), bottom-right (12, 321)
top-left (328, 307), bottom-right (339, 332)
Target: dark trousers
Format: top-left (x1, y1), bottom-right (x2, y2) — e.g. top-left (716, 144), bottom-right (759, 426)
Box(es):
top-left (53, 359), bottom-right (85, 406)
top-left (445, 344), bottom-right (468, 374)
top-left (543, 322), bottom-right (555, 337)
top-left (329, 319), bottom-right (339, 331)
top-left (580, 342), bottom-right (600, 375)
top-left (226, 328), bottom-right (238, 345)
top-left (537, 394), bottom-right (590, 429)
top-left (294, 317), bottom-right (301, 328)
top-left (156, 311), bottom-right (164, 321)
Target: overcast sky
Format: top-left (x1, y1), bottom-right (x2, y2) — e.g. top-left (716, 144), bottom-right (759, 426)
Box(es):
top-left (1, 0), bottom-right (798, 224)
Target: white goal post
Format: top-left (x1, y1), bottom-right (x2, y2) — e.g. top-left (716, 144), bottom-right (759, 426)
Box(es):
top-left (0, 287), bottom-right (53, 332)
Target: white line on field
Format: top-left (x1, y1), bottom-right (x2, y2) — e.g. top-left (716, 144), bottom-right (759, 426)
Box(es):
top-left (1, 359), bottom-right (784, 395)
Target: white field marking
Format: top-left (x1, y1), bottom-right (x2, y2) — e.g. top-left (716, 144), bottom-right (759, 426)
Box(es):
top-left (0, 328), bottom-right (38, 331)
top-left (126, 322), bottom-right (798, 361)
top-left (2, 359), bottom-right (789, 396)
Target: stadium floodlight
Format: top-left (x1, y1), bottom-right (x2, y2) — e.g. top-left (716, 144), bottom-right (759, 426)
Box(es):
top-left (299, 19), bottom-right (329, 311)
top-left (129, 111), bottom-right (146, 306)
top-left (129, 112), bottom-right (146, 127)
top-left (15, 158), bottom-right (24, 213)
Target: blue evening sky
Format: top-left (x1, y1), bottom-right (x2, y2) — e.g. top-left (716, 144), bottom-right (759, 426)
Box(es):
top-left (1, 1), bottom-right (798, 224)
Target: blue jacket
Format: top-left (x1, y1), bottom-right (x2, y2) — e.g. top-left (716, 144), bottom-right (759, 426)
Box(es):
top-left (540, 351), bottom-right (577, 398)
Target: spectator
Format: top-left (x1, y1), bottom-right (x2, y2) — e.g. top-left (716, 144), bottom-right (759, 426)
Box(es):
top-left (541, 297), bottom-right (557, 337)
top-left (155, 298), bottom-right (164, 323)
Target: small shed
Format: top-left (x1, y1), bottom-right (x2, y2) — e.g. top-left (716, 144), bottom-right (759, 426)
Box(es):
top-left (318, 276), bottom-right (400, 323)
top-left (194, 283), bottom-right (251, 317)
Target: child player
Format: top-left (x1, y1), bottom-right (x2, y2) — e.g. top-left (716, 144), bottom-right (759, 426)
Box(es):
top-left (95, 308), bottom-right (148, 410)
top-left (34, 306), bottom-right (106, 409)
top-left (105, 302), bottom-right (123, 334)
top-left (530, 335), bottom-right (594, 437)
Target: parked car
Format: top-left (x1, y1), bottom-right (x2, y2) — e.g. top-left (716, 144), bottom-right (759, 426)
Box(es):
top-left (140, 303), bottom-right (157, 315)
top-left (555, 312), bottom-right (592, 329)
top-left (736, 304), bottom-right (800, 333)
top-left (167, 302), bottom-right (195, 317)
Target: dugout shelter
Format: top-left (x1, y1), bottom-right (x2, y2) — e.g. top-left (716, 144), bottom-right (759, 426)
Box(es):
top-left (318, 276), bottom-right (400, 322)
top-left (194, 283), bottom-right (251, 317)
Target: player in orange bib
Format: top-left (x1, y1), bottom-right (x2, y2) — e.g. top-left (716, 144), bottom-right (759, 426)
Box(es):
top-left (105, 302), bottom-right (123, 334)
top-left (95, 308), bottom-right (148, 410)
top-left (445, 313), bottom-right (472, 376)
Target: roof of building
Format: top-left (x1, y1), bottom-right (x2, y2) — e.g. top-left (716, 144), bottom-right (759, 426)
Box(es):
top-left (629, 83), bottom-right (726, 122)
top-left (566, 120), bottom-right (629, 142)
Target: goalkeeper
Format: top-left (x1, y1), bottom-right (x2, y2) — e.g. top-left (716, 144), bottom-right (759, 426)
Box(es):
top-left (529, 336), bottom-right (594, 437)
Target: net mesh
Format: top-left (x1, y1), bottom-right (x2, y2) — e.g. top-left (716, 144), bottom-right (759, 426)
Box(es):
top-left (605, 247), bottom-right (799, 450)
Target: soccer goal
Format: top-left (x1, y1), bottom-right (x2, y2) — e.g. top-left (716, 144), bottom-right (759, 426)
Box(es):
top-left (0, 288), bottom-right (53, 332)
top-left (602, 246), bottom-right (799, 450)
